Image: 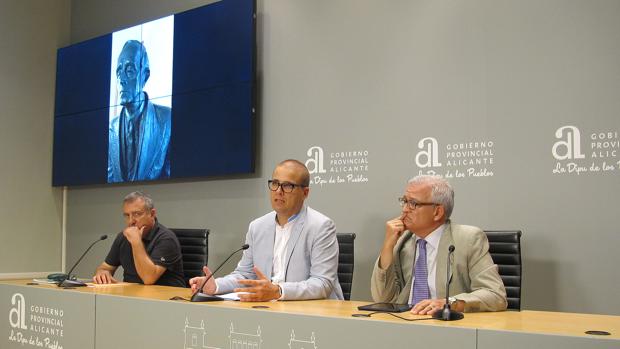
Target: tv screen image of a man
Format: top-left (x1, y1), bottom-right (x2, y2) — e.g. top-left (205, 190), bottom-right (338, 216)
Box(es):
top-left (108, 40), bottom-right (171, 183)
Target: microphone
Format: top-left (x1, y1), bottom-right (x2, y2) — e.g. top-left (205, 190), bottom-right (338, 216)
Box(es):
top-left (58, 235), bottom-right (108, 288)
top-left (190, 244), bottom-right (250, 302)
top-left (432, 245), bottom-right (464, 321)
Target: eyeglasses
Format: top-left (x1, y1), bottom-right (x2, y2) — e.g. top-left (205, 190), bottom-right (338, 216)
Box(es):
top-left (123, 210), bottom-right (147, 220)
top-left (268, 180), bottom-right (307, 193)
top-left (398, 197), bottom-right (438, 210)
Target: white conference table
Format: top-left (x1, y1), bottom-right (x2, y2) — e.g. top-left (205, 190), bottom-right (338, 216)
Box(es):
top-left (1, 279), bottom-right (618, 349)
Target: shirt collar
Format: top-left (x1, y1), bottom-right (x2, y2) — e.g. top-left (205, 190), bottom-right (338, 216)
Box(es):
top-left (274, 207), bottom-right (303, 227)
top-left (142, 219), bottom-right (159, 242)
top-left (414, 223), bottom-right (446, 251)
top-left (287, 213), bottom-right (300, 223)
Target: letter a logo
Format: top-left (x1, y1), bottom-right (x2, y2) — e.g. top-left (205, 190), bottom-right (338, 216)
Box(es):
top-left (9, 293), bottom-right (27, 330)
top-left (415, 137), bottom-right (442, 168)
top-left (552, 126), bottom-right (585, 160)
top-left (305, 146), bottom-right (326, 174)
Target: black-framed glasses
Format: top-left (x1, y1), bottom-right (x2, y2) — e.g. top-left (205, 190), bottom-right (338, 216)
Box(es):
top-left (398, 197), bottom-right (438, 210)
top-left (268, 180), bottom-right (307, 193)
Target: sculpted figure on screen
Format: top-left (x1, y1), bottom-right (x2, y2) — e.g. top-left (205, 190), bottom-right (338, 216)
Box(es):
top-left (108, 40), bottom-right (171, 183)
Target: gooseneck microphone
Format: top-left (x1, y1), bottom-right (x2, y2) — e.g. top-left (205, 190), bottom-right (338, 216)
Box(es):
top-left (58, 235), bottom-right (108, 288)
top-left (190, 244), bottom-right (250, 302)
top-left (433, 245), bottom-right (464, 321)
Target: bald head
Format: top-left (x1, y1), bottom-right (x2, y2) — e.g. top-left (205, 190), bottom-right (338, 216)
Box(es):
top-left (276, 159), bottom-right (310, 187)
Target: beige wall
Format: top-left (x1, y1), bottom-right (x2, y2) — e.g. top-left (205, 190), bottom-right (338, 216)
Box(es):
top-left (0, 0), bottom-right (70, 276)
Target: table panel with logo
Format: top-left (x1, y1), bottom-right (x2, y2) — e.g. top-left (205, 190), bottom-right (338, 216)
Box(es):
top-left (1, 282), bottom-right (95, 349)
top-left (1, 280), bottom-right (619, 349)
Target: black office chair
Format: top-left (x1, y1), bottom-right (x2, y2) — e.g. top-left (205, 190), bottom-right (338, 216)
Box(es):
top-left (484, 230), bottom-right (522, 311)
top-left (171, 228), bottom-right (209, 287)
top-left (336, 233), bottom-right (356, 300)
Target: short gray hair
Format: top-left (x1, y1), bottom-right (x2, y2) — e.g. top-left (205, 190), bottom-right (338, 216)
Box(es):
top-left (123, 191), bottom-right (154, 210)
top-left (407, 175), bottom-right (454, 219)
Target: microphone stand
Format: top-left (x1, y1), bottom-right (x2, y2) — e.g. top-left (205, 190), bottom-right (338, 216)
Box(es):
top-left (433, 245), bottom-right (464, 321)
top-left (59, 235), bottom-right (108, 288)
top-left (190, 244), bottom-right (249, 302)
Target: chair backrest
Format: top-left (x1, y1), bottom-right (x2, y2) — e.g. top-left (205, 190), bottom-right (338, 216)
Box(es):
top-left (336, 233), bottom-right (356, 300)
top-left (171, 228), bottom-right (209, 287)
top-left (484, 230), bottom-right (522, 311)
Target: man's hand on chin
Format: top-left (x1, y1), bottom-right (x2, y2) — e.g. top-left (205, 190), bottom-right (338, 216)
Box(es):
top-left (123, 226), bottom-right (144, 245)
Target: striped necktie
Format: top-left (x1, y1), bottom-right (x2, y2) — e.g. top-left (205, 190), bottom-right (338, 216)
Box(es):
top-left (411, 239), bottom-right (430, 305)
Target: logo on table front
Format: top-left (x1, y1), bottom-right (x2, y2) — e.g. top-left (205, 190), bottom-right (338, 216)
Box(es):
top-left (7, 292), bottom-right (65, 349)
top-left (551, 125), bottom-right (620, 175)
top-left (305, 145), bottom-right (369, 187)
top-left (413, 136), bottom-right (495, 179)
top-left (9, 293), bottom-right (27, 330)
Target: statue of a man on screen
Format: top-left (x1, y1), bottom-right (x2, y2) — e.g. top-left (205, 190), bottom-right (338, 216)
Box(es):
top-left (108, 40), bottom-right (171, 183)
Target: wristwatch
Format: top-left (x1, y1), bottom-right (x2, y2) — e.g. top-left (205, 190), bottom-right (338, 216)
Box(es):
top-left (448, 296), bottom-right (457, 306)
top-left (272, 282), bottom-right (283, 299)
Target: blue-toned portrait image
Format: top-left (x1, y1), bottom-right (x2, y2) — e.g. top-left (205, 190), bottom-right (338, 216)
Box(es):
top-left (108, 16), bottom-right (174, 183)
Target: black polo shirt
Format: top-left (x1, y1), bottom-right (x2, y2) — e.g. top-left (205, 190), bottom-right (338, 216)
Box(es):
top-left (104, 221), bottom-right (185, 287)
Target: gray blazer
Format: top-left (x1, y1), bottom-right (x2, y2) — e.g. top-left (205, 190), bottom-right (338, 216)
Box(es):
top-left (216, 206), bottom-right (344, 300)
top-left (371, 222), bottom-right (507, 312)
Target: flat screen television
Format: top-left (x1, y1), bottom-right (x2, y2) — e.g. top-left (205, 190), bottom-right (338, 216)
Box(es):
top-left (52, 0), bottom-right (256, 186)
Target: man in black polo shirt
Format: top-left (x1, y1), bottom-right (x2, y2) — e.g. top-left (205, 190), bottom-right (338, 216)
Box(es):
top-left (92, 191), bottom-right (185, 287)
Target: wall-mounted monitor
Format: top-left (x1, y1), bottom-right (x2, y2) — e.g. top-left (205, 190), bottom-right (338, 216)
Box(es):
top-left (52, 0), bottom-right (256, 186)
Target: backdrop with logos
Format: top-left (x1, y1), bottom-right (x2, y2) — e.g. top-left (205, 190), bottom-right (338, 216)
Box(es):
top-left (65, 0), bottom-right (620, 315)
